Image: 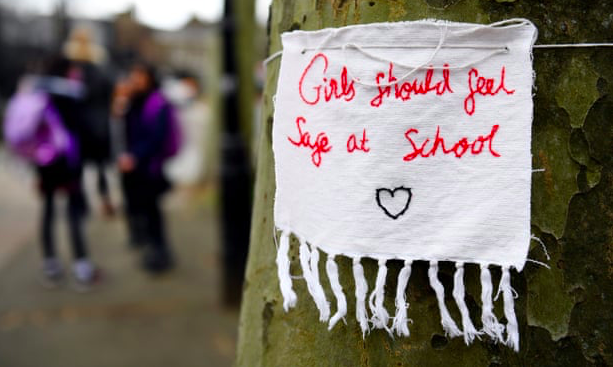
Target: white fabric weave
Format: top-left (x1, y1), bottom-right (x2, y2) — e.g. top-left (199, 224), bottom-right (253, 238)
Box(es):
top-left (273, 19), bottom-right (536, 270)
top-left (272, 19), bottom-right (538, 350)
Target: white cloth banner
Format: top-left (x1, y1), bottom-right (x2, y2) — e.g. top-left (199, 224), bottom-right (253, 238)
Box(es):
top-left (272, 19), bottom-right (537, 350)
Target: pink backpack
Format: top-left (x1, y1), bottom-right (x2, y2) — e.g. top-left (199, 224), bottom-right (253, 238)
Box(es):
top-left (3, 91), bottom-right (77, 166)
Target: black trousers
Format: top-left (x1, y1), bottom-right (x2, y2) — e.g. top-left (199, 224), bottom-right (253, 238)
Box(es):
top-left (38, 161), bottom-right (88, 260)
top-left (95, 161), bottom-right (110, 199)
top-left (121, 170), bottom-right (170, 258)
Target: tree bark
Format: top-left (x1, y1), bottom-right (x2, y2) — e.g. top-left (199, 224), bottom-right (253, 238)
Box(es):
top-left (237, 1), bottom-right (613, 366)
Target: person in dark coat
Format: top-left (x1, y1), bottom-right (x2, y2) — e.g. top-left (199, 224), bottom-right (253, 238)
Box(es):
top-left (117, 63), bottom-right (174, 273)
top-left (63, 26), bottom-right (115, 216)
top-left (35, 57), bottom-right (101, 290)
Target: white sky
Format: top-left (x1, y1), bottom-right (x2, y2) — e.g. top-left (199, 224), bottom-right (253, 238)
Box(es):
top-left (1, 0), bottom-right (272, 29)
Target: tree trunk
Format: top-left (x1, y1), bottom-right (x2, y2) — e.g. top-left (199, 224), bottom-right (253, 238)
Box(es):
top-left (219, 0), bottom-right (256, 306)
top-left (236, 1), bottom-right (613, 366)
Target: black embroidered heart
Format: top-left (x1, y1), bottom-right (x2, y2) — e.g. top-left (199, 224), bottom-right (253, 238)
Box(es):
top-left (376, 187), bottom-right (412, 220)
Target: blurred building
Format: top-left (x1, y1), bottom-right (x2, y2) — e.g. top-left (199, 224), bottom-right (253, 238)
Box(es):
top-left (155, 16), bottom-right (218, 85)
top-left (0, 3), bottom-right (218, 101)
top-left (0, 3), bottom-right (66, 98)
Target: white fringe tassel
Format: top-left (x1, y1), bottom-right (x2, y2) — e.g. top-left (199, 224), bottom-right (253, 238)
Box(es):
top-left (276, 231), bottom-right (296, 311)
top-left (480, 264), bottom-right (505, 342)
top-left (452, 262), bottom-right (481, 344)
top-left (369, 259), bottom-right (392, 334)
top-left (275, 233), bottom-right (521, 350)
top-left (428, 261), bottom-right (462, 338)
top-left (326, 254), bottom-right (347, 330)
top-left (391, 260), bottom-right (413, 337)
top-left (298, 237), bottom-right (330, 322)
top-left (500, 266), bottom-right (520, 352)
top-left (352, 257), bottom-right (370, 337)
top-left (309, 244), bottom-right (327, 313)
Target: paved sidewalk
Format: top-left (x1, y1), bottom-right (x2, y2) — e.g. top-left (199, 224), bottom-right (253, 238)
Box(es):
top-left (0, 150), bottom-right (38, 270)
top-left (0, 156), bottom-right (237, 367)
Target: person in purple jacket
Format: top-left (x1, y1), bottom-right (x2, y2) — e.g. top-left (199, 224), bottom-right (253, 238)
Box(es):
top-left (4, 58), bottom-right (101, 290)
top-left (117, 63), bottom-right (177, 274)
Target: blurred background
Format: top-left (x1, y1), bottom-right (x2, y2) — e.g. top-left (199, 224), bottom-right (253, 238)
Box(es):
top-left (0, 0), bottom-right (269, 366)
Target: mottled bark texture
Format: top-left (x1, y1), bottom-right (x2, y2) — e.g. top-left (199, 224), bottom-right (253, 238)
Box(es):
top-left (236, 1), bottom-right (613, 366)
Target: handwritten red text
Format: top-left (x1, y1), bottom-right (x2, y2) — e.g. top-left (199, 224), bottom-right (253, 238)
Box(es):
top-left (370, 63), bottom-right (453, 107)
top-left (288, 116), bottom-right (332, 167)
top-left (346, 129), bottom-right (371, 153)
top-left (298, 53), bottom-right (355, 106)
top-left (464, 67), bottom-right (515, 116)
top-left (403, 124), bottom-right (501, 162)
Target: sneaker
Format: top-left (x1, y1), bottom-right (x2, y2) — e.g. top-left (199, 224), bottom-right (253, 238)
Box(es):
top-left (71, 267), bottom-right (103, 293)
top-left (39, 269), bottom-right (64, 289)
top-left (142, 251), bottom-right (174, 275)
top-left (71, 259), bottom-right (103, 292)
top-left (39, 258), bottom-right (64, 289)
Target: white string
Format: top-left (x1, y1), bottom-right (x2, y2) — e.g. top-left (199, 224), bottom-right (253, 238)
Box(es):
top-left (326, 254), bottom-right (347, 330)
top-left (428, 261), bottom-right (462, 338)
top-left (391, 260), bottom-right (413, 337)
top-left (451, 18), bottom-right (533, 36)
top-left (262, 42), bottom-right (613, 66)
top-left (499, 266), bottom-right (520, 352)
top-left (264, 17), bottom-right (613, 87)
top-left (494, 274), bottom-right (519, 301)
top-left (368, 259), bottom-right (392, 335)
top-left (309, 244), bottom-right (331, 321)
top-left (479, 264), bottom-right (505, 342)
top-left (298, 237), bottom-right (330, 322)
top-left (263, 50), bottom-right (283, 66)
top-left (302, 44), bottom-right (506, 52)
top-left (452, 262), bottom-right (482, 345)
top-left (274, 227), bottom-right (303, 280)
top-left (276, 231), bottom-right (297, 311)
top-left (488, 18), bottom-right (532, 28)
top-left (273, 227), bottom-right (279, 250)
top-left (534, 43), bottom-right (613, 48)
top-left (343, 24), bottom-right (448, 87)
top-left (526, 258), bottom-right (551, 269)
top-left (301, 42), bottom-right (613, 53)
top-left (531, 234), bottom-right (550, 261)
top-left (352, 257), bottom-right (370, 337)
top-left (342, 42), bottom-right (508, 75)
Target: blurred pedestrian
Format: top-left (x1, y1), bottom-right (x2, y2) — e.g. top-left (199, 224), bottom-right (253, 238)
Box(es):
top-left (163, 72), bottom-right (209, 186)
top-left (63, 26), bottom-right (115, 216)
top-left (117, 63), bottom-right (180, 274)
top-left (3, 61), bottom-right (100, 290)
